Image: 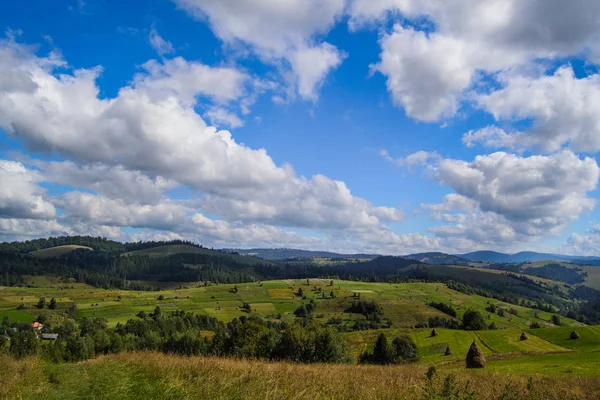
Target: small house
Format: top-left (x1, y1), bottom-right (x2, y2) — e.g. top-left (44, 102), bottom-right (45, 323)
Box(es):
top-left (31, 322), bottom-right (43, 330)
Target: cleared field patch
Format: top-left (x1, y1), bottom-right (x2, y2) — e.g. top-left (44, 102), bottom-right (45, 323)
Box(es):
top-left (30, 245), bottom-right (92, 258)
top-left (0, 308), bottom-right (34, 323)
top-left (268, 288), bottom-right (297, 300)
top-left (477, 329), bottom-right (570, 354)
top-left (531, 325), bottom-right (600, 351)
top-left (411, 329), bottom-right (489, 363)
top-left (581, 265), bottom-right (600, 290)
top-left (379, 300), bottom-right (448, 328)
top-left (481, 351), bottom-right (600, 377)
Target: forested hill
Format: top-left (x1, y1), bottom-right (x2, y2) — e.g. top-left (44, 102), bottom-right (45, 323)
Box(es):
top-left (222, 247), bottom-right (379, 260)
top-left (0, 236), bottom-right (206, 254)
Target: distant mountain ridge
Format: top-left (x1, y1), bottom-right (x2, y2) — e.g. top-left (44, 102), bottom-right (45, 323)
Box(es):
top-left (458, 250), bottom-right (600, 264)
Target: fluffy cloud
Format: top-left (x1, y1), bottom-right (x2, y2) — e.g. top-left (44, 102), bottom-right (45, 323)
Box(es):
top-left (30, 160), bottom-right (177, 205)
top-left (373, 26), bottom-right (478, 121)
top-left (473, 67), bottom-right (600, 153)
top-left (0, 37), bottom-right (402, 243)
top-left (435, 151), bottom-right (599, 234)
top-left (134, 57), bottom-right (251, 106)
top-left (562, 224), bottom-right (600, 256)
top-left (55, 192), bottom-right (191, 231)
top-left (357, 0), bottom-right (600, 121)
top-left (173, 0), bottom-right (345, 100)
top-left (0, 161), bottom-right (56, 220)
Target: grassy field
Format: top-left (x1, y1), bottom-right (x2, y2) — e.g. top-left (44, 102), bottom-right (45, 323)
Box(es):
top-left (30, 245), bottom-right (93, 258)
top-left (2, 352), bottom-right (600, 399)
top-left (0, 279), bottom-right (581, 330)
top-left (4, 278), bottom-right (600, 384)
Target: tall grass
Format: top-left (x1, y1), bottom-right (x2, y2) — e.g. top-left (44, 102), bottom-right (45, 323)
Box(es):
top-left (2, 352), bottom-right (599, 399)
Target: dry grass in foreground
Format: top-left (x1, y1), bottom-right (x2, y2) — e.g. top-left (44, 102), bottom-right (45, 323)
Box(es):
top-left (2, 352), bottom-right (600, 399)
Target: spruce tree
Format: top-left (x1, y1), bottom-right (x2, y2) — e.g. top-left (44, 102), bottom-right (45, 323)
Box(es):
top-left (373, 333), bottom-right (392, 364)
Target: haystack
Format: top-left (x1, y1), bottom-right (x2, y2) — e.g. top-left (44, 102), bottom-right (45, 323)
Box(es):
top-left (570, 330), bottom-right (580, 340)
top-left (520, 332), bottom-right (528, 341)
top-left (431, 328), bottom-right (438, 337)
top-left (466, 341), bottom-right (486, 368)
top-left (444, 346), bottom-right (453, 356)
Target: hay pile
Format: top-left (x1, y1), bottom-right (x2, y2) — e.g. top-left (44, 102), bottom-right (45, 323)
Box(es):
top-left (466, 342), bottom-right (486, 368)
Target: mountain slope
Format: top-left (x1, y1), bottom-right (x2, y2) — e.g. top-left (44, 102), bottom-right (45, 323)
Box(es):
top-left (459, 251), bottom-right (600, 263)
top-left (30, 245), bottom-right (93, 258)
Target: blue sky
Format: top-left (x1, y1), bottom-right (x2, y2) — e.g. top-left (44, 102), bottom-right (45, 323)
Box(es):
top-left (0, 0), bottom-right (599, 255)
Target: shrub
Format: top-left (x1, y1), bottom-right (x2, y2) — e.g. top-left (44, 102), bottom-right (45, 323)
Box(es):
top-left (552, 315), bottom-right (562, 326)
top-left (157, 295), bottom-right (164, 301)
top-left (428, 302), bottom-right (457, 318)
top-left (391, 335), bottom-right (417, 362)
top-left (530, 321), bottom-right (541, 329)
top-left (463, 310), bottom-right (486, 331)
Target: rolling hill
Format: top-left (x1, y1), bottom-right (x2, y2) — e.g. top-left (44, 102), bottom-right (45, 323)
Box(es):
top-left (123, 244), bottom-right (270, 266)
top-left (221, 248), bottom-right (379, 261)
top-left (29, 245), bottom-right (93, 258)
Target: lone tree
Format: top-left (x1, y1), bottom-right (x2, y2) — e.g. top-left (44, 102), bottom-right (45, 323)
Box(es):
top-left (466, 341), bottom-right (486, 368)
top-left (36, 297), bottom-right (46, 309)
top-left (520, 332), bottom-right (528, 341)
top-left (445, 346), bottom-right (453, 356)
top-left (463, 310), bottom-right (486, 330)
top-left (570, 330), bottom-right (580, 340)
top-left (49, 298), bottom-right (57, 310)
top-left (372, 333), bottom-right (393, 365)
top-left (431, 328), bottom-right (438, 337)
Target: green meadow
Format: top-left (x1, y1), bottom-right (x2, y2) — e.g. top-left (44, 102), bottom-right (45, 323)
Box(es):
top-left (4, 277), bottom-right (600, 380)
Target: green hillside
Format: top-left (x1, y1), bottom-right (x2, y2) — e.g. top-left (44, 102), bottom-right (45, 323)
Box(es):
top-left (0, 279), bottom-right (580, 331)
top-left (30, 245), bottom-right (93, 258)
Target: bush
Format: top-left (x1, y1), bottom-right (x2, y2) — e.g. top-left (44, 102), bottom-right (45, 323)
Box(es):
top-left (463, 310), bottom-right (486, 331)
top-left (391, 335), bottom-right (418, 362)
top-left (530, 321), bottom-right (541, 329)
top-left (551, 315), bottom-right (562, 326)
top-left (428, 302), bottom-right (457, 318)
